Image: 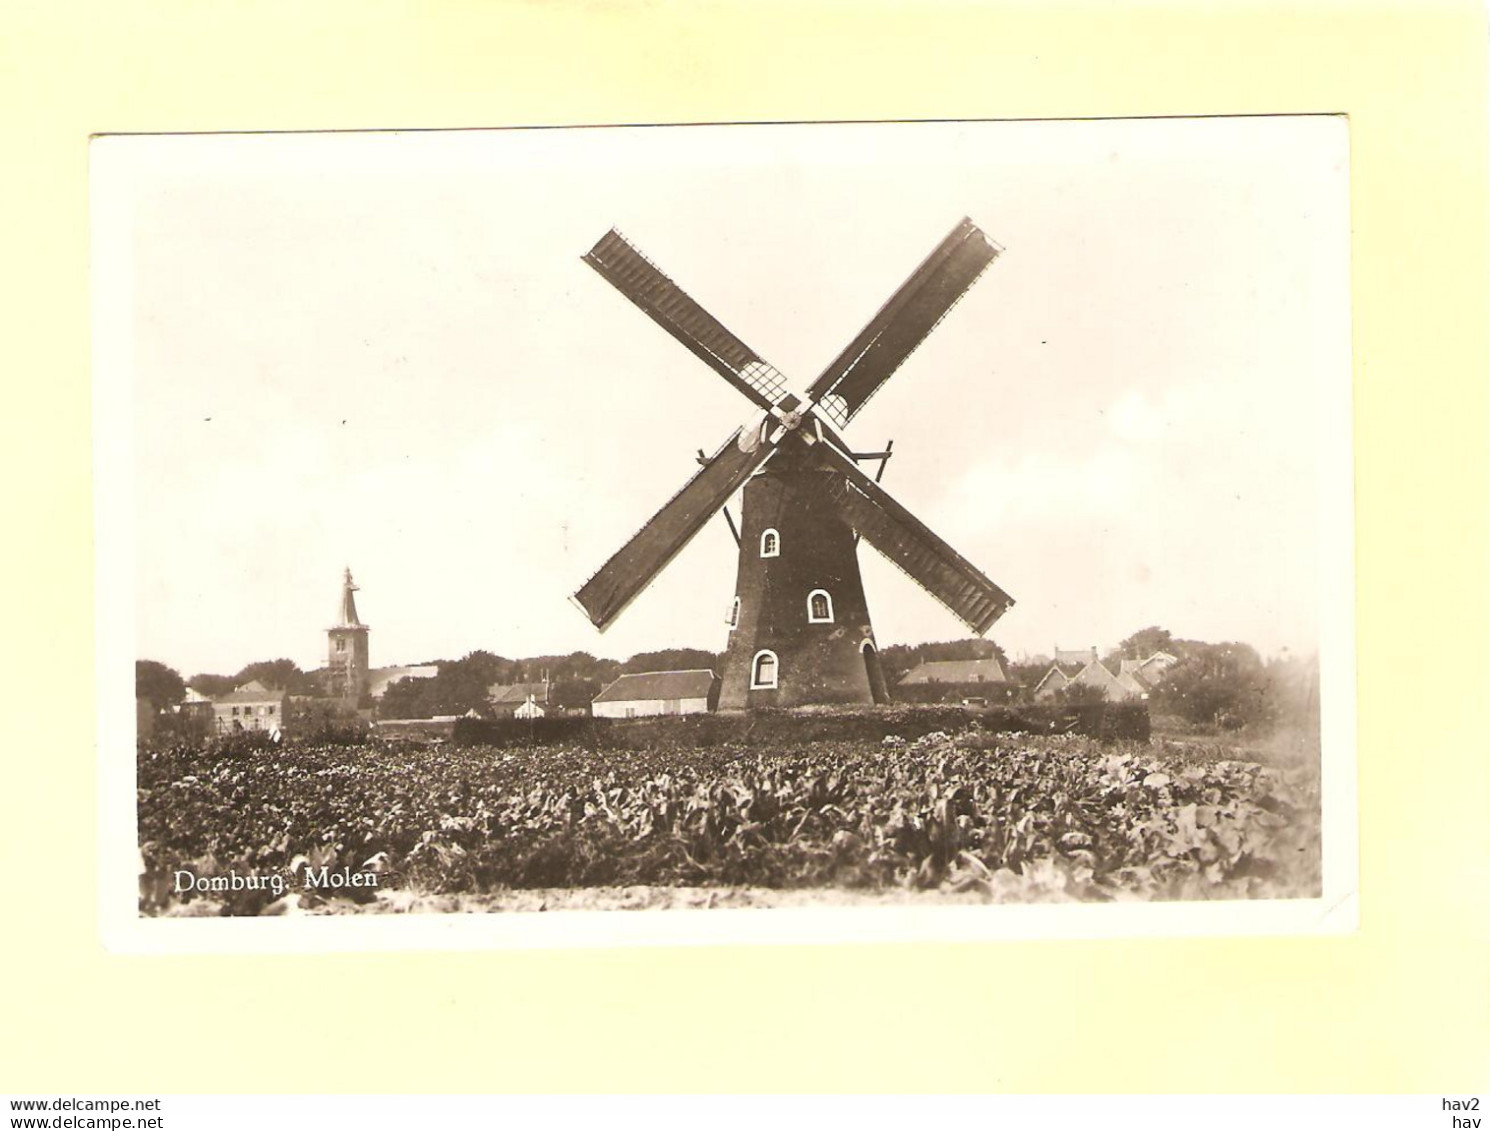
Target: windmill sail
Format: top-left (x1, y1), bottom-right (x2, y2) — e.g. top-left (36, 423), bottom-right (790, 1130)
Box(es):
top-left (584, 229), bottom-right (793, 410)
top-left (806, 218), bottom-right (1001, 428)
top-left (573, 425), bottom-right (778, 631)
top-left (812, 444), bottom-right (1013, 635)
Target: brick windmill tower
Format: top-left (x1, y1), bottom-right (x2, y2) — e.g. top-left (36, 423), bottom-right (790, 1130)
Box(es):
top-left (571, 220), bottom-right (1014, 710)
top-left (326, 566), bottom-right (370, 701)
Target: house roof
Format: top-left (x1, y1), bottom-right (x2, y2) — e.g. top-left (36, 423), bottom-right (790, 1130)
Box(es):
top-left (489, 681), bottom-right (550, 705)
top-left (898, 657), bottom-right (1007, 685)
top-left (1033, 666), bottom-right (1071, 693)
top-left (214, 680), bottom-right (287, 704)
top-left (368, 665), bottom-right (439, 699)
top-left (1054, 647), bottom-right (1098, 666)
top-left (1072, 661), bottom-right (1123, 691)
top-left (1115, 671), bottom-right (1150, 697)
top-left (592, 669), bottom-right (716, 704)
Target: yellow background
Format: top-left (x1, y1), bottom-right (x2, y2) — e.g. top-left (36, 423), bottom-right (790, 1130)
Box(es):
top-left (2, 0), bottom-right (1486, 1092)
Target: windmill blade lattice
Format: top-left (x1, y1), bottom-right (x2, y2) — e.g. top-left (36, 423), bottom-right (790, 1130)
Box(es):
top-left (584, 229), bottom-right (795, 412)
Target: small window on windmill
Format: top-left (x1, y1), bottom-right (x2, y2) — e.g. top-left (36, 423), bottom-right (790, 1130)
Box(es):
top-left (336, 638), bottom-right (346, 653)
top-left (807, 589), bottom-right (834, 623)
top-left (751, 650), bottom-right (779, 689)
top-left (760, 528), bottom-right (780, 558)
top-left (728, 597), bottom-right (740, 629)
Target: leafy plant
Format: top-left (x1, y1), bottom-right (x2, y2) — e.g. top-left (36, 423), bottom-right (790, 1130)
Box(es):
top-left (138, 727), bottom-right (1320, 916)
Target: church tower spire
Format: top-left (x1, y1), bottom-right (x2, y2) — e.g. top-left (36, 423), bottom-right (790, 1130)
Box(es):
top-left (327, 566), bottom-right (370, 701)
top-left (336, 566), bottom-right (363, 627)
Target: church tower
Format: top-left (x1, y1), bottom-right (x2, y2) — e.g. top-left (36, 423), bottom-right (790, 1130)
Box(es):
top-left (326, 567), bottom-right (370, 701)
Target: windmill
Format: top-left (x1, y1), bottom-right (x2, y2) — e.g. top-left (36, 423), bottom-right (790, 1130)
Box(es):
top-left (571, 218), bottom-right (1015, 709)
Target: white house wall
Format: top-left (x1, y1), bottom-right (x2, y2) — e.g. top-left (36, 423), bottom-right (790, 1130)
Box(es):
top-left (592, 696), bottom-right (710, 719)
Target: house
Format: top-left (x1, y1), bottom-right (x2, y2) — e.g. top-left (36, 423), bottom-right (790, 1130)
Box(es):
top-left (1115, 660), bottom-right (1156, 699)
top-left (210, 679), bottom-right (288, 733)
top-left (1032, 664), bottom-right (1076, 699)
top-left (1033, 649), bottom-right (1176, 704)
top-left (899, 657), bottom-right (1007, 686)
top-left (488, 680), bottom-right (550, 719)
top-left (1135, 651), bottom-right (1179, 681)
top-left (1053, 646), bottom-right (1099, 666)
top-left (1072, 660), bottom-right (1135, 701)
top-left (1035, 660), bottom-right (1135, 702)
top-left (591, 670), bottom-right (718, 719)
top-left (897, 657), bottom-right (1011, 704)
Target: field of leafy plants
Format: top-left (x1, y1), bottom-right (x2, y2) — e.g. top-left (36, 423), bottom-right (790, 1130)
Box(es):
top-left (137, 725), bottom-right (1321, 915)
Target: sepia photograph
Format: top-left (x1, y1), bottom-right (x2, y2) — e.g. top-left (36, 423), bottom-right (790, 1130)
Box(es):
top-left (93, 116), bottom-right (1354, 938)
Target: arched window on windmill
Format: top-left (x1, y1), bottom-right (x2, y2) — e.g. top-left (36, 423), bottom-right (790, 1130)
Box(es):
top-left (751, 650), bottom-right (779, 689)
top-left (760, 528), bottom-right (780, 558)
top-left (807, 589), bottom-right (834, 624)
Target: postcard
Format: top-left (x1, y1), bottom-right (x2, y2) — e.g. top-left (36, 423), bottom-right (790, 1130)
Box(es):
top-left (92, 116), bottom-right (1355, 951)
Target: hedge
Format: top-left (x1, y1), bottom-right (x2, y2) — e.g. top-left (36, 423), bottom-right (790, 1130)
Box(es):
top-left (449, 702), bottom-right (1148, 749)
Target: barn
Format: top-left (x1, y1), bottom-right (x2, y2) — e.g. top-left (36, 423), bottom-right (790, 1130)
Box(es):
top-left (896, 657), bottom-right (1011, 704)
top-left (590, 669), bottom-right (719, 719)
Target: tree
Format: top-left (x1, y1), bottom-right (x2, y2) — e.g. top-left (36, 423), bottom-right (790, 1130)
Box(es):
top-left (551, 679), bottom-right (601, 710)
top-left (1104, 626), bottom-right (1180, 667)
top-left (1004, 660), bottom-right (1053, 701)
top-left (451, 650), bottom-right (510, 688)
top-left (187, 673), bottom-right (237, 698)
top-left (1151, 642), bottom-right (1271, 727)
top-left (1052, 681), bottom-right (1109, 706)
top-left (520, 652), bottom-right (622, 688)
top-left (378, 676), bottom-right (441, 720)
top-left (432, 651), bottom-right (513, 716)
top-left (135, 660), bottom-right (185, 710)
top-left (234, 659), bottom-right (318, 694)
top-left (620, 648), bottom-right (721, 675)
top-left (1262, 651), bottom-right (1320, 730)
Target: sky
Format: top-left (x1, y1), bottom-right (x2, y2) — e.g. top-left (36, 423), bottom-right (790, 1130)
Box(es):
top-left (103, 117), bottom-right (1350, 677)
